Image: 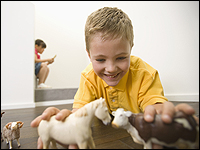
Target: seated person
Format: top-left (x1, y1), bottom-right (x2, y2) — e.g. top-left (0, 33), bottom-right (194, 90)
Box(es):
top-left (35, 39), bottom-right (54, 88)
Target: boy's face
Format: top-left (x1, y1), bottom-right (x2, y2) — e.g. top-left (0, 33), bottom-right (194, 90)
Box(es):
top-left (35, 45), bottom-right (45, 54)
top-left (88, 33), bottom-right (131, 87)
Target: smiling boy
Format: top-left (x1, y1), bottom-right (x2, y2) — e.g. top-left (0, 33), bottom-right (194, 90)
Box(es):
top-left (31, 7), bottom-right (198, 149)
top-left (73, 7), bottom-right (167, 114)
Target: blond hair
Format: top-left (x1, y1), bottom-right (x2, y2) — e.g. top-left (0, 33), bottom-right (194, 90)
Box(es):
top-left (85, 7), bottom-right (134, 52)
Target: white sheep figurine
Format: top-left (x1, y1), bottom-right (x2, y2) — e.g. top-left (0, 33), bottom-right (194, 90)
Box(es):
top-left (38, 98), bottom-right (111, 149)
top-left (112, 108), bottom-right (199, 149)
top-left (2, 121), bottom-right (24, 149)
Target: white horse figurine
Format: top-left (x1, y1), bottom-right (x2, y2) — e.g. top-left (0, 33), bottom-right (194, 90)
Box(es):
top-left (38, 97), bottom-right (111, 149)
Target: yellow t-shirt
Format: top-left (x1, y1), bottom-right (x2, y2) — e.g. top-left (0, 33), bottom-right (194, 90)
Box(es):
top-left (73, 55), bottom-right (168, 113)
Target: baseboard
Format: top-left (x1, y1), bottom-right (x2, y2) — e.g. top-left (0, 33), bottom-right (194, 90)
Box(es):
top-left (35, 88), bottom-right (199, 102)
top-left (35, 99), bottom-right (74, 107)
top-left (34, 94), bottom-right (199, 107)
top-left (1, 102), bottom-right (35, 110)
top-left (165, 94), bottom-right (199, 102)
top-left (2, 94), bottom-right (198, 110)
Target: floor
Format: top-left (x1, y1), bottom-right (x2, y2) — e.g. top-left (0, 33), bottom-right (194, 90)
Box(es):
top-left (1, 101), bottom-right (199, 149)
top-left (1, 104), bottom-right (143, 149)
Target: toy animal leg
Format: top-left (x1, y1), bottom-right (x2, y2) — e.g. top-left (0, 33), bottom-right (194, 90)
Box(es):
top-left (177, 142), bottom-right (189, 149)
top-left (9, 141), bottom-right (12, 149)
top-left (130, 135), bottom-right (143, 145)
top-left (144, 141), bottom-right (152, 149)
top-left (5, 139), bottom-right (9, 144)
top-left (87, 137), bottom-right (95, 149)
top-left (77, 141), bottom-right (88, 149)
top-left (42, 140), bottom-right (50, 149)
top-left (17, 139), bottom-right (21, 147)
top-left (50, 139), bottom-right (57, 149)
top-left (1, 133), bottom-right (4, 142)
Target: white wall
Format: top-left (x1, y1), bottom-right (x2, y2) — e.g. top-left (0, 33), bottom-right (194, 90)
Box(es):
top-left (31, 1), bottom-right (90, 89)
top-left (1, 1), bottom-right (35, 109)
top-left (2, 1), bottom-right (198, 110)
top-left (32, 1), bottom-right (199, 101)
top-left (131, 1), bottom-right (199, 96)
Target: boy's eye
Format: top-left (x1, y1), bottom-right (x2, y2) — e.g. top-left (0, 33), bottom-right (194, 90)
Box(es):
top-left (96, 59), bottom-right (105, 62)
top-left (117, 57), bottom-right (126, 60)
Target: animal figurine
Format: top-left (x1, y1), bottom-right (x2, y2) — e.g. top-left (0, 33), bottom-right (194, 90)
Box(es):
top-left (1, 112), bottom-right (5, 118)
top-left (38, 97), bottom-right (111, 149)
top-left (2, 121), bottom-right (24, 149)
top-left (112, 108), bottom-right (199, 149)
top-left (1, 112), bottom-right (5, 142)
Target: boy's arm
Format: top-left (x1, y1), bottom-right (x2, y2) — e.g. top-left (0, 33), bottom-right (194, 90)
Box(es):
top-left (35, 54), bottom-right (54, 64)
top-left (138, 70), bottom-right (168, 112)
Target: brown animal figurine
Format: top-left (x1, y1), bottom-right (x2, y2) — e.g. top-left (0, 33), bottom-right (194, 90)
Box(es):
top-left (1, 112), bottom-right (5, 142)
top-left (1, 112), bottom-right (5, 117)
top-left (112, 108), bottom-right (199, 149)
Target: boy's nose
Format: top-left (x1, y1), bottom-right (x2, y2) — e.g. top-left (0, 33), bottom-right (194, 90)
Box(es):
top-left (105, 62), bottom-right (117, 73)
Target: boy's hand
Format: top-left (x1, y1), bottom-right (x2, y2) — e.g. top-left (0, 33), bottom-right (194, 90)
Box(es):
top-left (31, 107), bottom-right (72, 127)
top-left (30, 107), bottom-right (76, 149)
top-left (47, 58), bottom-right (54, 65)
top-left (144, 101), bottom-right (197, 123)
top-left (144, 101), bottom-right (198, 148)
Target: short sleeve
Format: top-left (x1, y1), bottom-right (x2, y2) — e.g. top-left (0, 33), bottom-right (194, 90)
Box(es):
top-left (138, 70), bottom-right (168, 112)
top-left (73, 74), bottom-right (97, 109)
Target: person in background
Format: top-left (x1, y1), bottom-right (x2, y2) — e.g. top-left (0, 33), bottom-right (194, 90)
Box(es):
top-left (31, 7), bottom-right (199, 149)
top-left (35, 39), bottom-right (54, 89)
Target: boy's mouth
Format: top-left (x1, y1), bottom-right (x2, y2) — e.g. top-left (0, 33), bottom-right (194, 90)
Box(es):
top-left (104, 73), bottom-right (120, 79)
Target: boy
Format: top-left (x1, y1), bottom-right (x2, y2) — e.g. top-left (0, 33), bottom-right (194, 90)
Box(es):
top-left (35, 39), bottom-right (54, 88)
top-left (31, 7), bottom-right (198, 149)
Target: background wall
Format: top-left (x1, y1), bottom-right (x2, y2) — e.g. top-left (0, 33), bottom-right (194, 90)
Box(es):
top-left (1, 1), bottom-right (199, 110)
top-left (32, 1), bottom-right (199, 99)
top-left (1, 1), bottom-right (35, 109)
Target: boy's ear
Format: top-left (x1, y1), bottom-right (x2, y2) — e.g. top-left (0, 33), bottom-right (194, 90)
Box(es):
top-left (86, 49), bottom-right (91, 59)
top-left (35, 44), bottom-right (39, 50)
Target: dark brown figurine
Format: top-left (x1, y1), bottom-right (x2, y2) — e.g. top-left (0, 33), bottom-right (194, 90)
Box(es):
top-left (1, 112), bottom-right (5, 118)
top-left (112, 108), bottom-right (199, 149)
top-left (1, 112), bottom-right (5, 142)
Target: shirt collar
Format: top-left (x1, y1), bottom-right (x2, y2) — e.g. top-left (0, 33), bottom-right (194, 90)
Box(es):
top-left (103, 70), bottom-right (129, 91)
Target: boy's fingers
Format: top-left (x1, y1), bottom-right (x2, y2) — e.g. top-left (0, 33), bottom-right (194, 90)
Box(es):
top-left (41, 107), bottom-right (60, 121)
top-left (144, 105), bottom-right (156, 122)
top-left (68, 144), bottom-right (79, 149)
top-left (193, 115), bottom-right (199, 125)
top-left (175, 103), bottom-right (195, 115)
top-left (30, 107), bottom-right (60, 128)
top-left (175, 103), bottom-right (198, 125)
top-left (37, 137), bottom-right (43, 149)
top-left (55, 109), bottom-right (72, 121)
top-left (30, 115), bottom-right (43, 128)
top-left (161, 101), bottom-right (175, 124)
